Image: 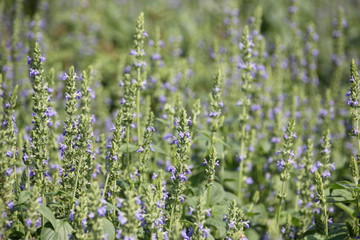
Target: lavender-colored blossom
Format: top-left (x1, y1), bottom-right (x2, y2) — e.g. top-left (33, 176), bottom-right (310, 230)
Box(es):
top-left (188, 207), bottom-right (194, 215)
top-left (69, 209), bottom-right (75, 221)
top-left (118, 211), bottom-right (127, 225)
top-left (5, 168), bottom-right (13, 176)
top-left (25, 218), bottom-right (32, 228)
top-left (29, 68), bottom-right (39, 77)
top-left (129, 49), bottom-right (137, 56)
top-left (205, 208), bottom-right (211, 217)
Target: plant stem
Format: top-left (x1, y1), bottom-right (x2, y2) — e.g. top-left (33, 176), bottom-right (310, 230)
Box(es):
top-left (276, 180), bottom-right (286, 227)
top-left (72, 156), bottom-right (83, 208)
top-left (324, 204), bottom-right (328, 235)
top-left (237, 125), bottom-right (245, 198)
top-left (127, 125), bottom-right (131, 171)
top-left (169, 206), bottom-right (175, 235)
top-left (136, 68), bottom-right (141, 144)
top-left (102, 172), bottom-right (110, 199)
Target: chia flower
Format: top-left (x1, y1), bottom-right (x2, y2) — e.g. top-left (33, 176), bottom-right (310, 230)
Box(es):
top-left (188, 207), bottom-right (194, 215)
top-left (204, 208), bottom-right (211, 217)
top-left (29, 68), bottom-right (39, 77)
top-left (25, 218), bottom-right (32, 228)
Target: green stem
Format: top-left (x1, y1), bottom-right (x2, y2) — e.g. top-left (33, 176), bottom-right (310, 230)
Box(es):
top-left (72, 157), bottom-right (84, 208)
top-left (169, 206), bottom-right (175, 235)
top-left (276, 180), bottom-right (286, 227)
top-left (102, 172), bottom-right (110, 199)
top-left (237, 125), bottom-right (245, 198)
top-left (206, 187), bottom-right (211, 207)
top-left (324, 204), bottom-right (328, 236)
top-left (136, 69), bottom-right (141, 144)
top-left (127, 125), bottom-right (131, 171)
top-left (357, 194), bottom-right (360, 236)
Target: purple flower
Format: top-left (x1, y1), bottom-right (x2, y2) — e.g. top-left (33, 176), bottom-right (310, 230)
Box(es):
top-left (69, 209), bottom-right (75, 221)
top-left (26, 56), bottom-right (32, 65)
top-left (276, 159), bottom-right (285, 171)
top-left (205, 208), bottom-right (211, 217)
top-left (5, 168), bottom-right (13, 176)
top-left (29, 68), bottom-right (39, 77)
top-left (6, 220), bottom-right (13, 228)
top-left (75, 91), bottom-right (82, 99)
top-left (151, 53), bottom-right (161, 61)
top-left (147, 126), bottom-right (155, 132)
top-left (188, 207), bottom-right (194, 215)
top-left (322, 170), bottom-right (331, 178)
top-left (152, 172), bottom-right (158, 179)
top-left (118, 211), bottom-right (127, 225)
top-left (129, 49), bottom-right (137, 56)
top-left (181, 229), bottom-right (191, 240)
top-left (25, 218), bottom-right (32, 228)
top-left (245, 177), bottom-right (254, 184)
top-left (178, 172), bottom-right (187, 182)
top-left (199, 224), bottom-right (210, 237)
top-left (135, 209), bottom-right (144, 221)
top-left (7, 201), bottom-right (15, 209)
top-left (40, 54), bottom-right (46, 62)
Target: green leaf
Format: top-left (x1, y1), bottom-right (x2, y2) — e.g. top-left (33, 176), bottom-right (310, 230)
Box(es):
top-left (334, 202), bottom-right (355, 218)
top-left (41, 220), bottom-right (73, 240)
top-left (206, 234), bottom-right (215, 240)
top-left (208, 182), bottom-right (225, 206)
top-left (205, 218), bottom-right (226, 238)
top-left (326, 189), bottom-right (355, 203)
top-left (156, 117), bottom-right (170, 126)
top-left (304, 234), bottom-right (326, 240)
top-left (17, 191), bottom-right (31, 205)
top-left (152, 144), bottom-right (166, 155)
top-left (330, 181), bottom-right (360, 191)
top-left (39, 205), bottom-right (57, 230)
top-left (105, 201), bottom-right (121, 213)
top-left (120, 144), bottom-right (138, 153)
top-left (103, 218), bottom-right (115, 240)
top-left (326, 223), bottom-right (348, 240)
top-left (198, 129), bottom-right (212, 139)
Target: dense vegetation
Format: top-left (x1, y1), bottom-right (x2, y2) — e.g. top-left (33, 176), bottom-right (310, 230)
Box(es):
top-left (1, 0), bottom-right (360, 239)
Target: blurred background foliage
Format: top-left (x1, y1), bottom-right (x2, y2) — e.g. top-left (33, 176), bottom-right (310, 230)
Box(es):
top-left (1, 0), bottom-right (360, 93)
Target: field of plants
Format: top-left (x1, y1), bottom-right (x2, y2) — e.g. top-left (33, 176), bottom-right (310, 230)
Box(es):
top-left (1, 0), bottom-right (360, 239)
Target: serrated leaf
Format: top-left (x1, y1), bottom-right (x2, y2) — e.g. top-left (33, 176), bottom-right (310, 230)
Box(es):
top-left (326, 189), bottom-right (355, 203)
top-left (208, 182), bottom-right (225, 206)
top-left (152, 145), bottom-right (166, 154)
top-left (17, 191), bottom-right (31, 205)
top-left (207, 234), bottom-right (215, 240)
top-left (41, 220), bottom-right (73, 240)
top-left (326, 223), bottom-right (348, 240)
top-left (198, 129), bottom-right (212, 139)
top-left (105, 201), bottom-right (121, 213)
top-left (120, 144), bottom-right (138, 153)
top-left (156, 117), bottom-right (170, 126)
top-left (39, 205), bottom-right (57, 230)
top-left (205, 218), bottom-right (226, 238)
top-left (103, 218), bottom-right (115, 240)
top-left (304, 234), bottom-right (326, 240)
top-left (330, 181), bottom-right (359, 191)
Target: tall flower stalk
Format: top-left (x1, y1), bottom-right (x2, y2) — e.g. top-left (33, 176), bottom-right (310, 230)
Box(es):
top-left (130, 12), bottom-right (147, 143)
top-left (346, 59), bottom-right (360, 237)
top-left (29, 43), bottom-right (50, 212)
top-left (276, 117), bottom-right (296, 227)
